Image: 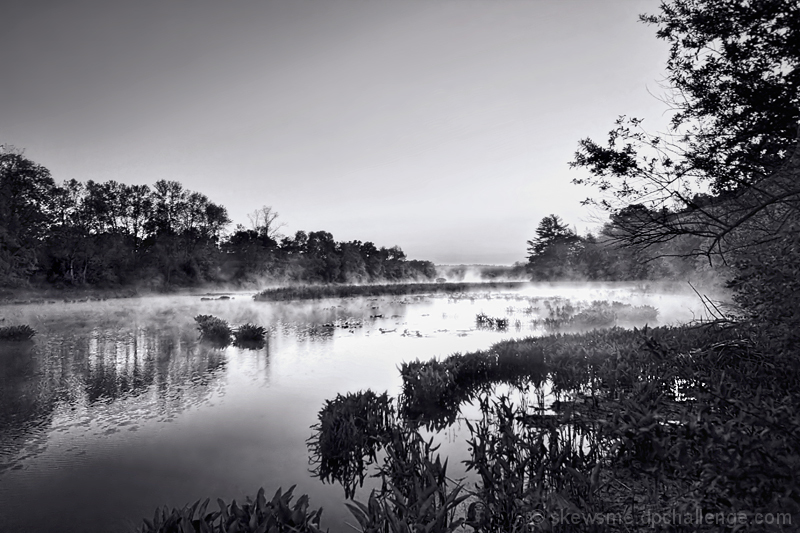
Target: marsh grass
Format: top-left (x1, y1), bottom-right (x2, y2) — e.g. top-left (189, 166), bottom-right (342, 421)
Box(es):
top-left (346, 427), bottom-right (467, 533)
top-left (194, 315), bottom-right (232, 347)
top-left (232, 323), bottom-right (267, 349)
top-left (0, 324), bottom-right (35, 341)
top-left (399, 340), bottom-right (547, 428)
top-left (308, 390), bottom-right (395, 498)
top-left (475, 313), bottom-right (509, 330)
top-left (142, 303), bottom-right (800, 533)
top-left (533, 300), bottom-right (659, 331)
top-left (306, 391), bottom-right (468, 532)
top-left (253, 281), bottom-right (526, 302)
top-left (388, 322), bottom-right (800, 531)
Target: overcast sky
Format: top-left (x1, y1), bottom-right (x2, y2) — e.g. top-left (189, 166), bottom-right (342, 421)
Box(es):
top-left (2, 0), bottom-right (671, 265)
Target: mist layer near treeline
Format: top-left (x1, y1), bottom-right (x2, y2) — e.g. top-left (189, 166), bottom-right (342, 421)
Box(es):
top-left (0, 150), bottom-right (436, 293)
top-left (2, 149), bottom-right (725, 298)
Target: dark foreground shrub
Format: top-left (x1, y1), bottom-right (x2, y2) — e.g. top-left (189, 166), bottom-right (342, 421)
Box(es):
top-left (0, 324), bottom-right (36, 341)
top-left (137, 486), bottom-right (326, 533)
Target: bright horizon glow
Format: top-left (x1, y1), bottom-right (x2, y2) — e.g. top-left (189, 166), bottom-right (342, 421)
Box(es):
top-left (1, 0), bottom-right (672, 265)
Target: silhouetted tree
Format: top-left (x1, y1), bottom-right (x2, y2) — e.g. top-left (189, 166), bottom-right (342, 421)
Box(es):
top-left (526, 215), bottom-right (581, 279)
top-left (248, 205), bottom-right (285, 241)
top-left (0, 147), bottom-right (56, 285)
top-left (571, 0), bottom-right (800, 261)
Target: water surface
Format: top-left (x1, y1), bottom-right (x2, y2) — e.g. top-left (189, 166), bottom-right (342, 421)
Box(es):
top-left (0, 283), bottom-right (706, 532)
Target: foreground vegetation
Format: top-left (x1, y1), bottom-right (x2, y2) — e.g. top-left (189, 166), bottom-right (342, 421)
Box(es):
top-left (194, 314), bottom-right (267, 349)
top-left (136, 486), bottom-right (325, 533)
top-left (303, 323), bottom-right (800, 532)
top-left (138, 313), bottom-right (799, 532)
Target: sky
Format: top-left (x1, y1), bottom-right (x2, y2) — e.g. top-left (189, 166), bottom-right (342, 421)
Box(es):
top-left (1, 0), bottom-right (672, 265)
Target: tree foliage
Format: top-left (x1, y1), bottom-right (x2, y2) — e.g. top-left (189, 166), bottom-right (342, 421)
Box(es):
top-left (524, 214), bottom-right (707, 282)
top-left (526, 215), bottom-right (581, 280)
top-left (0, 146), bottom-right (56, 284)
top-left (0, 149), bottom-right (434, 288)
top-left (570, 0), bottom-right (800, 261)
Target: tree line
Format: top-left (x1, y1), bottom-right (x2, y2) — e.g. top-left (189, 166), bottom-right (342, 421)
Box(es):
top-left (523, 212), bottom-right (714, 282)
top-left (0, 149), bottom-right (435, 289)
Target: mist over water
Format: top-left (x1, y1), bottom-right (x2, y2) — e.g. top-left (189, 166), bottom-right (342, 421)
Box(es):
top-left (0, 283), bottom-right (721, 532)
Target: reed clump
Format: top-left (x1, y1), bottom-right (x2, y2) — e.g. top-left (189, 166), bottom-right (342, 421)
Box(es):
top-left (475, 313), bottom-right (509, 330)
top-left (137, 486), bottom-right (325, 533)
top-left (233, 323), bottom-right (267, 349)
top-left (535, 300), bottom-right (659, 330)
top-left (0, 324), bottom-right (36, 341)
top-left (194, 315), bottom-right (232, 347)
top-left (253, 281), bottom-right (526, 302)
top-left (399, 339), bottom-right (548, 427)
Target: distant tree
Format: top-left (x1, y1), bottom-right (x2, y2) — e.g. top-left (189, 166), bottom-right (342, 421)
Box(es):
top-left (149, 180), bottom-right (187, 236)
top-left (83, 180), bottom-right (126, 234)
top-left (50, 179), bottom-right (85, 229)
top-left (248, 205), bottom-right (285, 241)
top-left (360, 241), bottom-right (386, 280)
top-left (306, 231), bottom-right (340, 282)
top-left (338, 241), bottom-right (368, 283)
top-left (406, 259), bottom-right (436, 280)
top-left (526, 215), bottom-right (582, 280)
top-left (526, 215), bottom-right (575, 258)
top-left (383, 246), bottom-right (407, 280)
top-left (119, 184), bottom-right (153, 247)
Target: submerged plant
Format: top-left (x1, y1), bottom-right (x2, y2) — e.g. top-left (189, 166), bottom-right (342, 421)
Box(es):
top-left (233, 323), bottom-right (267, 349)
top-left (0, 324), bottom-right (36, 341)
top-left (194, 315), bottom-right (232, 347)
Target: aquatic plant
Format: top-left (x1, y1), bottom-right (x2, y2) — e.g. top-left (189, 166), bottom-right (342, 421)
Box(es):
top-left (475, 313), bottom-right (508, 330)
top-left (347, 428), bottom-right (467, 533)
top-left (533, 300), bottom-right (659, 331)
top-left (194, 315), bottom-right (232, 347)
top-left (137, 486), bottom-right (325, 533)
top-left (0, 324), bottom-right (36, 341)
top-left (463, 394), bottom-right (605, 533)
top-left (308, 390), bottom-right (395, 498)
top-left (399, 359), bottom-right (463, 428)
top-left (233, 323), bottom-right (267, 349)
top-left (399, 340), bottom-right (547, 427)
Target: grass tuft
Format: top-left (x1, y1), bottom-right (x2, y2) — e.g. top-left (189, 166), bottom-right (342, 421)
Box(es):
top-left (0, 324), bottom-right (36, 341)
top-left (233, 323), bottom-right (267, 349)
top-left (194, 315), bottom-right (232, 347)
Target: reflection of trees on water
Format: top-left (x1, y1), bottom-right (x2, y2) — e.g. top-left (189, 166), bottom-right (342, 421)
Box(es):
top-left (0, 324), bottom-right (270, 473)
top-left (0, 342), bottom-right (61, 473)
top-left (82, 327), bottom-right (231, 404)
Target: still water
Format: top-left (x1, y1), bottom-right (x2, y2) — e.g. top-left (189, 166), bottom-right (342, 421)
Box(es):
top-left (0, 283), bottom-right (705, 532)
